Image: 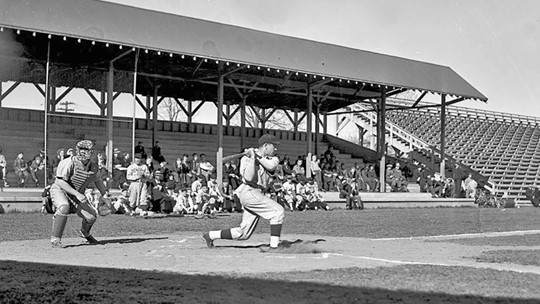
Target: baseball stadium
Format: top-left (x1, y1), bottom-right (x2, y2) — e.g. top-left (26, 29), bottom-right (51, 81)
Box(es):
top-left (1, 1), bottom-right (540, 303)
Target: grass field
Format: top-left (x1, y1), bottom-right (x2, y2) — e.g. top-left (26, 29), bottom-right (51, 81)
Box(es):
top-left (1, 207), bottom-right (540, 303)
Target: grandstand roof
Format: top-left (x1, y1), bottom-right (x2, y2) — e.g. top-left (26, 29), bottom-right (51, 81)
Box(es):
top-left (0, 0), bottom-right (487, 112)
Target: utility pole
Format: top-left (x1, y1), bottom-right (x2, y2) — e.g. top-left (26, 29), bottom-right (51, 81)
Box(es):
top-left (57, 100), bottom-right (75, 113)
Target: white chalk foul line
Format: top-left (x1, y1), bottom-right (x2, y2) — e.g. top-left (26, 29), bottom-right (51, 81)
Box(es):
top-left (371, 229), bottom-right (540, 241)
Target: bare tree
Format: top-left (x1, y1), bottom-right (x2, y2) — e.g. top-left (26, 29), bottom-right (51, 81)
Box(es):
top-left (158, 97), bottom-right (184, 121)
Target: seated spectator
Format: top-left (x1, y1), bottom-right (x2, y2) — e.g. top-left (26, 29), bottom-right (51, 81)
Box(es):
top-left (148, 171), bottom-right (174, 214)
top-left (463, 173), bottom-right (478, 199)
top-left (29, 156), bottom-right (45, 187)
top-left (280, 154), bottom-right (292, 171)
top-left (173, 187), bottom-right (194, 214)
top-left (173, 155), bottom-right (190, 189)
top-left (292, 159), bottom-right (305, 176)
top-left (224, 160), bottom-right (240, 190)
top-left (322, 163), bottom-right (336, 191)
top-left (194, 184), bottom-right (218, 219)
top-left (443, 178), bottom-right (455, 198)
top-left (220, 180), bottom-right (241, 213)
top-left (0, 147), bottom-right (8, 187)
top-left (145, 156), bottom-right (155, 175)
top-left (340, 178), bottom-right (363, 210)
top-left (365, 165), bottom-right (379, 192)
top-left (13, 152), bottom-right (29, 187)
top-left (111, 188), bottom-right (131, 214)
top-left (304, 178), bottom-right (331, 211)
top-left (96, 151), bottom-right (108, 188)
top-left (390, 163), bottom-right (408, 192)
top-left (427, 174), bottom-right (444, 198)
top-left (281, 175), bottom-right (297, 211)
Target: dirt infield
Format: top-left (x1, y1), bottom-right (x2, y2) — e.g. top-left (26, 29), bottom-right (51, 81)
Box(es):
top-left (2, 231), bottom-right (540, 276)
top-left (2, 209), bottom-right (540, 303)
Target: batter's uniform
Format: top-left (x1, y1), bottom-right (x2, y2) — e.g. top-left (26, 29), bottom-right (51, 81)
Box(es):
top-left (228, 152), bottom-right (284, 240)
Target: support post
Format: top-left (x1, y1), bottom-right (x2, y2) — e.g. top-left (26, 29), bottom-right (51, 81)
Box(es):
top-left (440, 94), bottom-right (446, 177)
top-left (43, 40), bottom-right (51, 185)
top-left (187, 100), bottom-right (193, 131)
top-left (293, 109), bottom-right (299, 140)
top-left (145, 96), bottom-right (151, 130)
top-left (306, 85), bottom-right (313, 178)
top-left (106, 63), bottom-right (114, 179)
top-left (216, 64), bottom-right (224, 186)
top-left (315, 104), bottom-right (320, 155)
top-left (240, 97), bottom-right (246, 150)
top-left (152, 86), bottom-right (158, 148)
top-left (377, 88), bottom-right (387, 192)
top-left (323, 112), bottom-right (328, 135)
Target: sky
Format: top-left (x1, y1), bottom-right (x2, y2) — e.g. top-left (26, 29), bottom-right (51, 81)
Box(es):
top-left (102, 0), bottom-right (540, 117)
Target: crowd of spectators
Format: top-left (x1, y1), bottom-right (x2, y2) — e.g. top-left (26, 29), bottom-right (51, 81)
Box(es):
top-left (1, 141), bottom-right (482, 216)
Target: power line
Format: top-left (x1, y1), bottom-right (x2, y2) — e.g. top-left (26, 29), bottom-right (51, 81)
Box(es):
top-left (57, 100), bottom-right (75, 113)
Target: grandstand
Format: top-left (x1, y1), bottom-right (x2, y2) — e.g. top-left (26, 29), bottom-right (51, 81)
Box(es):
top-left (0, 107), bottom-right (367, 188)
top-left (380, 99), bottom-right (540, 199)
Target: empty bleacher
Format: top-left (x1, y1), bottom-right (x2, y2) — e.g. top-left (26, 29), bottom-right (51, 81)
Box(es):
top-left (384, 101), bottom-right (540, 199)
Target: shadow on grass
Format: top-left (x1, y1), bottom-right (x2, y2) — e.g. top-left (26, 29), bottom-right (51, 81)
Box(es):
top-left (214, 238), bottom-right (326, 250)
top-left (0, 260), bottom-right (538, 304)
top-left (65, 236), bottom-right (168, 248)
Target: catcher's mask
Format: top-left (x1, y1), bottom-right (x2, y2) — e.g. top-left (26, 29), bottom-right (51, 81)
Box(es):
top-left (76, 140), bottom-right (94, 161)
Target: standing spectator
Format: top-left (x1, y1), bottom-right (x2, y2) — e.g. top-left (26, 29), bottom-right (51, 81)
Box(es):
top-left (13, 152), bottom-right (29, 187)
top-left (452, 163), bottom-right (466, 198)
top-left (134, 141), bottom-right (147, 160)
top-left (224, 160), bottom-right (240, 189)
top-left (152, 141), bottom-right (165, 164)
top-left (412, 166), bottom-right (427, 193)
top-left (145, 156), bottom-right (155, 175)
top-left (310, 155), bottom-right (322, 191)
top-left (0, 147), bottom-right (8, 187)
top-left (173, 155), bottom-right (190, 189)
top-left (463, 173), bottom-right (478, 199)
top-left (96, 151), bottom-right (108, 188)
top-left (390, 163), bottom-right (408, 192)
top-left (190, 153), bottom-right (200, 180)
top-left (29, 156), bottom-right (45, 187)
top-left (112, 148), bottom-right (127, 189)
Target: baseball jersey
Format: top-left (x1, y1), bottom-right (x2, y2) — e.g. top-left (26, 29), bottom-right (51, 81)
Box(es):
top-left (126, 163), bottom-right (150, 181)
top-left (56, 156), bottom-right (99, 193)
top-left (239, 150), bottom-right (279, 190)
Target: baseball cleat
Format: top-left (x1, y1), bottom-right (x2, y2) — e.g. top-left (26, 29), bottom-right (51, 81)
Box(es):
top-left (202, 232), bottom-right (214, 248)
top-left (51, 240), bottom-right (66, 249)
top-left (79, 230), bottom-right (100, 244)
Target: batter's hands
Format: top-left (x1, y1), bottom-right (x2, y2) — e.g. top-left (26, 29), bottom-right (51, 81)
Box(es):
top-left (245, 148), bottom-right (256, 158)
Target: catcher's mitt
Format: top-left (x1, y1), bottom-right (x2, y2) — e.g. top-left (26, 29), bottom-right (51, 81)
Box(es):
top-left (97, 196), bottom-right (113, 216)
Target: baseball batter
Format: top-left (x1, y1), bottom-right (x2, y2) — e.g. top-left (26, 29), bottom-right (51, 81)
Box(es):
top-left (203, 134), bottom-right (284, 250)
top-left (50, 140), bottom-right (108, 248)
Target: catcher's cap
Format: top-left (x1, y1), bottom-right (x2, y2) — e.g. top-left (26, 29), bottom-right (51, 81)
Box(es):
top-left (259, 134), bottom-right (280, 146)
top-left (76, 140), bottom-right (94, 150)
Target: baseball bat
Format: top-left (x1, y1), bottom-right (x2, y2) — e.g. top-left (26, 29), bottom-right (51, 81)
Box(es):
top-left (221, 152), bottom-right (248, 163)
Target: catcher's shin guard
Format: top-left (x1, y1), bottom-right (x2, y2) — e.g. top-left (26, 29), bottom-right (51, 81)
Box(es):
top-left (51, 214), bottom-right (68, 240)
top-left (80, 218), bottom-right (94, 237)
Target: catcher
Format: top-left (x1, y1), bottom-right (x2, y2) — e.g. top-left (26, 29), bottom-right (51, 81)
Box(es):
top-left (50, 140), bottom-right (109, 248)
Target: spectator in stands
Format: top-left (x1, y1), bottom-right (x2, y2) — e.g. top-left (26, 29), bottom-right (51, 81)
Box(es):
top-left (156, 160), bottom-right (171, 184)
top-left (145, 156), bottom-right (155, 174)
top-left (390, 163), bottom-right (408, 192)
top-left (428, 174), bottom-right (444, 198)
top-left (0, 147), bottom-right (8, 187)
top-left (280, 154), bottom-right (292, 171)
top-left (322, 163), bottom-right (336, 191)
top-left (173, 187), bottom-right (194, 215)
top-left (452, 163), bottom-right (466, 198)
top-left (340, 178), bottom-right (363, 210)
top-left (220, 180), bottom-right (241, 213)
top-left (148, 171), bottom-right (174, 214)
top-left (323, 146), bottom-right (334, 163)
top-left (152, 141), bottom-right (165, 164)
top-left (282, 175), bottom-right (297, 211)
top-left (134, 141), bottom-right (147, 160)
top-left (96, 151), bottom-right (108, 188)
top-left (112, 148), bottom-right (127, 189)
top-left (412, 166), bottom-right (428, 193)
top-left (224, 160), bottom-right (240, 190)
top-left (122, 153), bottom-right (132, 168)
top-left (443, 178), bottom-right (455, 198)
top-left (29, 156), bottom-right (45, 187)
top-left (33, 148), bottom-right (49, 168)
top-left (293, 159), bottom-right (305, 176)
top-left (13, 152), bottom-right (29, 187)
top-left (194, 162), bottom-right (215, 219)
top-left (190, 153), bottom-right (200, 179)
top-left (310, 155), bottom-right (322, 191)
top-left (366, 165), bottom-right (379, 192)
top-left (305, 178), bottom-right (330, 211)
top-left (463, 173), bottom-right (478, 199)
top-left (357, 167), bottom-right (369, 192)
top-left (173, 155), bottom-right (190, 189)
top-left (51, 148), bottom-right (65, 174)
